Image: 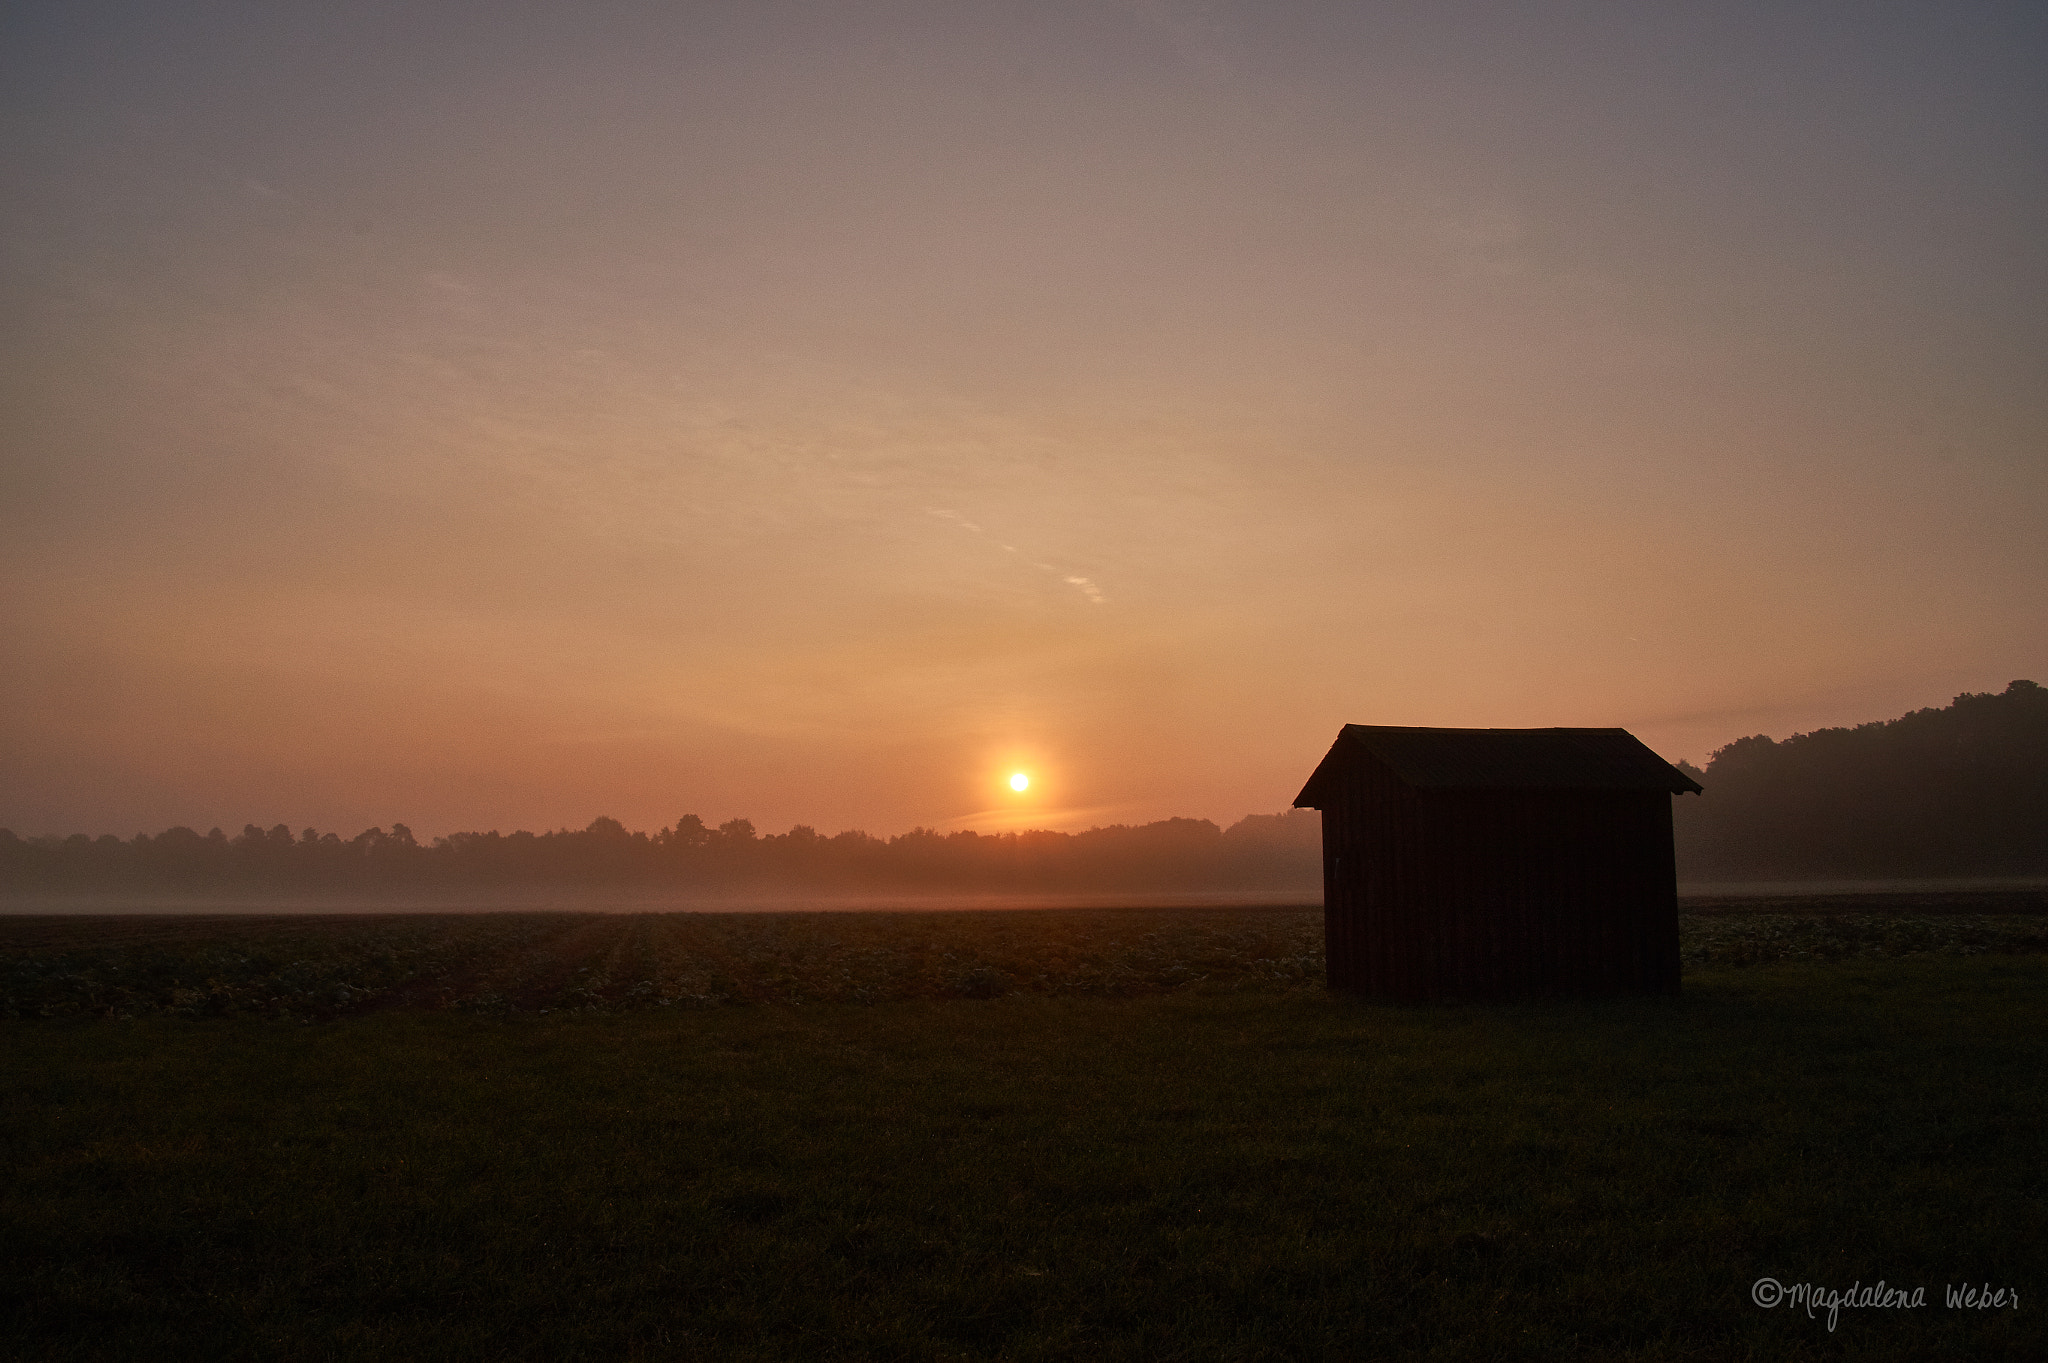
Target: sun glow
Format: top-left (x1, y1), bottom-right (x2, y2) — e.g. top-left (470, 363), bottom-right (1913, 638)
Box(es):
top-left (1009, 772), bottom-right (1030, 792)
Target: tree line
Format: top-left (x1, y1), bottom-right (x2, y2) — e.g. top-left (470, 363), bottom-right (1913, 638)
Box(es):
top-left (0, 810), bottom-right (1324, 895)
top-left (8, 681), bottom-right (2042, 894)
top-left (1671, 679), bottom-right (2048, 878)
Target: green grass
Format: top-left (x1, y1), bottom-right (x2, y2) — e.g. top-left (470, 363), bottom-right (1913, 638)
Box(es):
top-left (4, 952), bottom-right (2043, 1360)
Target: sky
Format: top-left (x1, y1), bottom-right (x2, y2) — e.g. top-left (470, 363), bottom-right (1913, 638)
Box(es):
top-left (3, 0), bottom-right (2044, 840)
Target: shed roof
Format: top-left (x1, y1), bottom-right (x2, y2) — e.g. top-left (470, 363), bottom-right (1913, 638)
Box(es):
top-left (1294, 725), bottom-right (1703, 807)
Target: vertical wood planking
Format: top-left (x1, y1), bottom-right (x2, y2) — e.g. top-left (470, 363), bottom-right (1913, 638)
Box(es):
top-left (1311, 750), bottom-right (1684, 1000)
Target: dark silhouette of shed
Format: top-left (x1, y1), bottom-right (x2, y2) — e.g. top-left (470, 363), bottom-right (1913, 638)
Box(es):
top-left (1294, 725), bottom-right (1703, 1000)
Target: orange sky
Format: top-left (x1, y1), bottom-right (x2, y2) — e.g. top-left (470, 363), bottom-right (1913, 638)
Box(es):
top-left (4, 2), bottom-right (2044, 839)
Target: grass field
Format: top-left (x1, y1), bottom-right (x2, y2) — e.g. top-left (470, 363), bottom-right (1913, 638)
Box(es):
top-left (4, 905), bottom-right (2044, 1360)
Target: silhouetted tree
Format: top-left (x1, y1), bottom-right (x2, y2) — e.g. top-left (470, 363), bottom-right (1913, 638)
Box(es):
top-left (1674, 679), bottom-right (2048, 878)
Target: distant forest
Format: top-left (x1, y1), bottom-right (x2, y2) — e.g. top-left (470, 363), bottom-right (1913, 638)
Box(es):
top-left (5, 681), bottom-right (2043, 896)
top-left (1672, 679), bottom-right (2048, 879)
top-left (0, 810), bottom-right (1324, 897)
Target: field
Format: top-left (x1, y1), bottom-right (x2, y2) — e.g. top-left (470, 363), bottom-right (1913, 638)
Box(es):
top-left (4, 899), bottom-right (2045, 1360)
top-left (5, 894), bottom-right (2046, 1020)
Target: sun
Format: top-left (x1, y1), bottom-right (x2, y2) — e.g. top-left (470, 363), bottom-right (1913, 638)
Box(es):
top-left (1009, 772), bottom-right (1030, 792)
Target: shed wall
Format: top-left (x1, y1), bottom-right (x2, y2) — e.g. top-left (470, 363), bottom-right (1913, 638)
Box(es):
top-left (1320, 755), bottom-right (1680, 999)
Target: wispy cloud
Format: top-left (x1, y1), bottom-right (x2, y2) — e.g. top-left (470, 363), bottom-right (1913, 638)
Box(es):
top-left (938, 799), bottom-right (1166, 834)
top-left (926, 509), bottom-right (1107, 604)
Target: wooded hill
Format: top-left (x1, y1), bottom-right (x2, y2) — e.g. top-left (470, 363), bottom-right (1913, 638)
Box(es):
top-left (1672, 679), bottom-right (2048, 879)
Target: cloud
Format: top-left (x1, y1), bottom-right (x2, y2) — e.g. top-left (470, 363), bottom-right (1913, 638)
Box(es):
top-left (928, 509), bottom-right (1108, 604)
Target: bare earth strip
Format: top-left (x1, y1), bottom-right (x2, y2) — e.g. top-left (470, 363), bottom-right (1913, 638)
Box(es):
top-left (492, 914), bottom-right (633, 1013)
top-left (358, 914), bottom-right (582, 1014)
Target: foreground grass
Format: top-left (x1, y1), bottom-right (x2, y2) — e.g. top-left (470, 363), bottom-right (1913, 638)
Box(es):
top-left (4, 956), bottom-right (2042, 1360)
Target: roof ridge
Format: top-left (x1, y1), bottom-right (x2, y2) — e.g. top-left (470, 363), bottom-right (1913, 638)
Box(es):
top-left (1297, 723), bottom-right (1702, 804)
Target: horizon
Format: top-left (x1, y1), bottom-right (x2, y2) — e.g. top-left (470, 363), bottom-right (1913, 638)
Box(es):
top-left (9, 676), bottom-right (2039, 845)
top-left (3, 806), bottom-right (1312, 846)
top-left (6, 3), bottom-right (2044, 843)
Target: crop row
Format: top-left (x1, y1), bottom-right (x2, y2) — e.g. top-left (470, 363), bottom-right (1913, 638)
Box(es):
top-left (3, 907), bottom-right (2044, 1020)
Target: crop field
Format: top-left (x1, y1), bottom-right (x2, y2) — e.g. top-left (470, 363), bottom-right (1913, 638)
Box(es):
top-left (5, 898), bottom-right (2045, 1361)
top-left (4, 896), bottom-right (2047, 1020)
top-left (0, 906), bottom-right (1325, 1020)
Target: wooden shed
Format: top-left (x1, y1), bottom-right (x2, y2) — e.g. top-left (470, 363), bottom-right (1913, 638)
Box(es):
top-left (1294, 725), bottom-right (1703, 1000)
